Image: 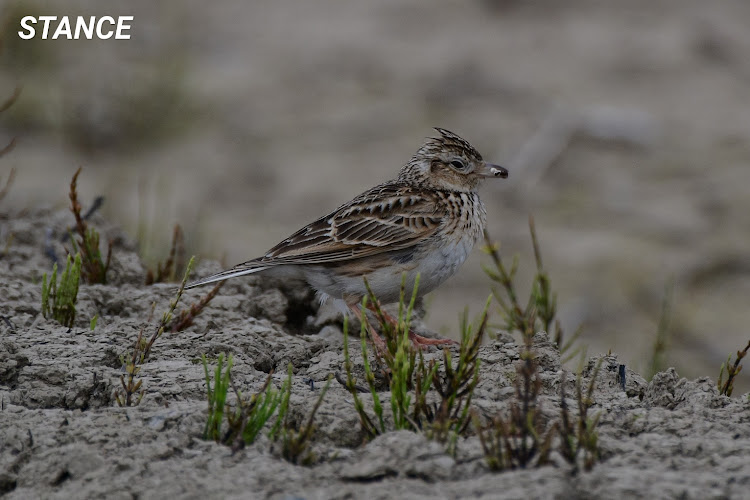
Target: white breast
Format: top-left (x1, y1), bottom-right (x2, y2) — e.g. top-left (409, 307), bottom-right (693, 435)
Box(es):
top-left (410, 235), bottom-right (475, 295)
top-left (393, 192), bottom-right (486, 296)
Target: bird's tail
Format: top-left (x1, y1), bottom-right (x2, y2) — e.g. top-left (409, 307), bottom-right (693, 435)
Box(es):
top-left (185, 262), bottom-right (270, 289)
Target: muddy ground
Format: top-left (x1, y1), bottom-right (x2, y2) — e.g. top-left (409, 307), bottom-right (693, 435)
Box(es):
top-left (1, 208), bottom-right (748, 499)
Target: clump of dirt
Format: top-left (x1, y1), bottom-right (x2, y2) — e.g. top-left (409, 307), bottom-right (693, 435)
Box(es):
top-left (1, 208), bottom-right (748, 499)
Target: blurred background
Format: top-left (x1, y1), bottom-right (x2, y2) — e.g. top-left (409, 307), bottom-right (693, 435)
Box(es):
top-left (1, 0), bottom-right (749, 391)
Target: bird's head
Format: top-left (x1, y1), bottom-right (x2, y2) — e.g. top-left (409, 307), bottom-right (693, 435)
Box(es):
top-left (398, 128), bottom-right (507, 192)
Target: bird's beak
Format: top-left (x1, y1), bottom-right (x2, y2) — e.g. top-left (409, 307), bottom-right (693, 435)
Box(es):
top-left (478, 163), bottom-right (508, 178)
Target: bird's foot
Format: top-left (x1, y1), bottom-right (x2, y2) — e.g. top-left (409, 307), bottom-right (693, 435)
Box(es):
top-left (348, 304), bottom-right (388, 352)
top-left (349, 302), bottom-right (457, 352)
top-left (407, 331), bottom-right (458, 349)
top-left (365, 302), bottom-right (457, 350)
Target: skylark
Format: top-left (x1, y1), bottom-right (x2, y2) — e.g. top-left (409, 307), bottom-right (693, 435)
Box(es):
top-left (187, 128), bottom-right (507, 346)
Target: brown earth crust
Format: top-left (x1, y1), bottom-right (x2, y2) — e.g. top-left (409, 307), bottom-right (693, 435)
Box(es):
top-left (1, 208), bottom-right (748, 499)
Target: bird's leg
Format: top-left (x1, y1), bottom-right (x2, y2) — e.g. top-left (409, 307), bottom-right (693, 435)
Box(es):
top-left (364, 302), bottom-right (458, 349)
top-left (347, 304), bottom-right (387, 352)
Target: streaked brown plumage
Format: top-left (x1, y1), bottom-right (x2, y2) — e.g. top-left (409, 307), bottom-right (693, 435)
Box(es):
top-left (187, 128), bottom-right (507, 346)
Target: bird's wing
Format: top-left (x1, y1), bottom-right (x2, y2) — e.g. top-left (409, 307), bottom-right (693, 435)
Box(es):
top-left (258, 184), bottom-right (445, 266)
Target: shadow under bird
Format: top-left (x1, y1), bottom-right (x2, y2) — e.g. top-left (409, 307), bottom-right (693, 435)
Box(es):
top-left (187, 128), bottom-right (508, 347)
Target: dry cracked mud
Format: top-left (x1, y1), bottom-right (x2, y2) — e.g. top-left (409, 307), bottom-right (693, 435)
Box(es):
top-left (1, 208), bottom-right (749, 499)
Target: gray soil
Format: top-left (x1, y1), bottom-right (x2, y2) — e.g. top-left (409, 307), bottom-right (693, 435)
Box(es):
top-left (1, 208), bottom-right (749, 499)
top-left (3, 0), bottom-right (750, 390)
top-left (2, 1), bottom-right (750, 498)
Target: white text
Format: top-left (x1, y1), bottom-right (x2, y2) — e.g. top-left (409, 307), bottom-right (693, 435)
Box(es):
top-left (18, 16), bottom-right (133, 40)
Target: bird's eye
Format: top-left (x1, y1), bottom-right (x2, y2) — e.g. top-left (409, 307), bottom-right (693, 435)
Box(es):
top-left (450, 160), bottom-right (467, 171)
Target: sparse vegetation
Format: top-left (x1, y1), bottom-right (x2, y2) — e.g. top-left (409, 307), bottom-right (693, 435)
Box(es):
top-left (648, 279), bottom-right (674, 380)
top-left (475, 352), bottom-right (602, 472)
top-left (415, 302), bottom-right (488, 450)
top-left (718, 340), bottom-right (750, 397)
top-left (0, 87), bottom-right (20, 163)
top-left (203, 356), bottom-right (330, 464)
top-left (203, 352), bottom-right (235, 441)
top-left (41, 253), bottom-right (82, 328)
top-left (1, 88), bottom-right (19, 208)
top-left (68, 168), bottom-right (112, 284)
top-left (338, 219), bottom-right (603, 471)
top-left (341, 275), bottom-right (488, 451)
top-left (558, 358), bottom-right (603, 472)
top-left (142, 223), bottom-right (221, 332)
top-left (0, 167), bottom-right (15, 203)
top-left (115, 253), bottom-right (226, 406)
top-left (114, 257), bottom-right (194, 406)
top-left (168, 281), bottom-right (224, 333)
top-left (482, 217), bottom-right (582, 361)
top-left (203, 353), bottom-right (282, 448)
top-left (145, 224), bottom-right (187, 284)
top-left (476, 221), bottom-right (602, 472)
top-left (274, 365), bottom-right (333, 465)
top-left (473, 334), bottom-right (555, 470)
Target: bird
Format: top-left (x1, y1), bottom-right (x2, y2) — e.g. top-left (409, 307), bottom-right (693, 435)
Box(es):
top-left (186, 128), bottom-right (508, 347)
